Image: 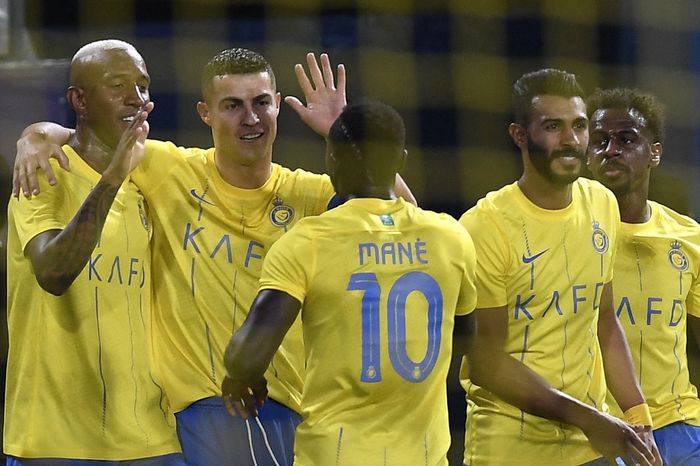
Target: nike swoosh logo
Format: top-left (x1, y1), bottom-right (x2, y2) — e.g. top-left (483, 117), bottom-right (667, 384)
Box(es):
top-left (522, 249), bottom-right (549, 264)
top-left (190, 189), bottom-right (216, 206)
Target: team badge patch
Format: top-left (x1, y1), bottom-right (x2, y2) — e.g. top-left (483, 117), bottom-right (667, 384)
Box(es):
top-left (591, 221), bottom-right (609, 254)
top-left (668, 240), bottom-right (689, 272)
top-left (379, 214), bottom-right (394, 226)
top-left (269, 196), bottom-right (295, 228)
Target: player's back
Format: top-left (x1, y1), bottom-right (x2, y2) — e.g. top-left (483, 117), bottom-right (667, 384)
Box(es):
top-left (261, 197), bottom-right (477, 465)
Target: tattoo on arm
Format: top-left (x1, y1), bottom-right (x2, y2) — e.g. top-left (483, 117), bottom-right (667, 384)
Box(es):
top-left (34, 180), bottom-right (122, 294)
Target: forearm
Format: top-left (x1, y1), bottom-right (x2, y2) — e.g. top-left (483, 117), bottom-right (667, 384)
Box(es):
top-left (223, 289), bottom-right (301, 384)
top-left (21, 122), bottom-right (74, 143)
top-left (32, 176), bottom-right (123, 295)
top-left (599, 318), bottom-right (645, 411)
top-left (469, 350), bottom-right (601, 428)
top-left (224, 325), bottom-right (276, 385)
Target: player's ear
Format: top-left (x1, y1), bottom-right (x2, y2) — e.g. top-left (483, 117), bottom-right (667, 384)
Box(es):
top-left (508, 123), bottom-right (527, 149)
top-left (650, 142), bottom-right (662, 167)
top-left (397, 148), bottom-right (407, 172)
top-left (197, 101), bottom-right (211, 126)
top-left (67, 86), bottom-right (86, 116)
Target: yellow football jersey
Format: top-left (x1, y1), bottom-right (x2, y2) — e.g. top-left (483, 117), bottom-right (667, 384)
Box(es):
top-left (133, 140), bottom-right (335, 413)
top-left (5, 146), bottom-right (180, 459)
top-left (607, 201), bottom-right (700, 428)
top-left (258, 198), bottom-right (478, 466)
top-left (459, 178), bottom-right (619, 466)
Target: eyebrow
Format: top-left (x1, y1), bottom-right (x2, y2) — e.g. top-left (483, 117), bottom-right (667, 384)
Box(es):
top-left (219, 93), bottom-right (272, 104)
top-left (105, 72), bottom-right (150, 83)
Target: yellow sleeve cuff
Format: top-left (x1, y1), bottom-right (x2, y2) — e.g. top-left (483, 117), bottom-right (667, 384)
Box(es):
top-left (624, 403), bottom-right (653, 427)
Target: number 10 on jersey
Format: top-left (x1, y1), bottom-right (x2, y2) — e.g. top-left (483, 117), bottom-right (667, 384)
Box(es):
top-left (347, 271), bottom-right (444, 383)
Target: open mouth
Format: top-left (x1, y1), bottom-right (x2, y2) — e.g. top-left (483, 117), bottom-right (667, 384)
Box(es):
top-left (240, 133), bottom-right (263, 141)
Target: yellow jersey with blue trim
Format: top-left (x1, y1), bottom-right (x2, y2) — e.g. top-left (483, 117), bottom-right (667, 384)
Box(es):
top-left (133, 140), bottom-right (335, 413)
top-left (458, 178), bottom-right (619, 466)
top-left (5, 145), bottom-right (180, 459)
top-left (606, 200), bottom-right (700, 429)
top-left (258, 198), bottom-right (478, 466)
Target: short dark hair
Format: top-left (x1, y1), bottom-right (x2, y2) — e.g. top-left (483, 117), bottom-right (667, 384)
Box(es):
top-left (586, 88), bottom-right (665, 143)
top-left (328, 99), bottom-right (405, 185)
top-left (512, 68), bottom-right (585, 125)
top-left (201, 48), bottom-right (276, 101)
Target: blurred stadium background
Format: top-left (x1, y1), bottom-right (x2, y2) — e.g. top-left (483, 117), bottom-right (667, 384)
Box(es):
top-left (2, 0), bottom-right (700, 463)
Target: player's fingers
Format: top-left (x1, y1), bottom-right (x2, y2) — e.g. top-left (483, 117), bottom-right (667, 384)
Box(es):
top-left (336, 63), bottom-right (346, 95)
top-left (241, 392), bottom-right (259, 418)
top-left (305, 52), bottom-right (324, 89)
top-left (39, 157), bottom-right (57, 186)
top-left (252, 381), bottom-right (268, 407)
top-left (294, 63), bottom-right (313, 97)
top-left (283, 96), bottom-right (306, 117)
top-left (223, 395), bottom-right (238, 417)
top-left (12, 163), bottom-right (21, 197)
top-left (54, 148), bottom-right (71, 172)
top-left (25, 161), bottom-right (41, 196)
top-left (319, 53), bottom-right (335, 90)
top-left (628, 428), bottom-right (655, 465)
top-left (15, 162), bottom-right (31, 198)
top-left (624, 444), bottom-right (653, 466)
top-left (143, 100), bottom-right (155, 115)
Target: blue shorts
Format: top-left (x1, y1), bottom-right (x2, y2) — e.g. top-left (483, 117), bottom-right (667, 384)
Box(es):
top-left (6, 453), bottom-right (185, 466)
top-left (175, 396), bottom-right (301, 466)
top-left (653, 421), bottom-right (700, 465)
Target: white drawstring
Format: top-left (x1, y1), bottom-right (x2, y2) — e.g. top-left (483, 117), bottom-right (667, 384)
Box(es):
top-left (245, 416), bottom-right (282, 466)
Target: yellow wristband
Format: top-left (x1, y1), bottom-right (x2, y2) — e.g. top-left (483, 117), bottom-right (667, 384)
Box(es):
top-left (624, 403), bottom-right (653, 427)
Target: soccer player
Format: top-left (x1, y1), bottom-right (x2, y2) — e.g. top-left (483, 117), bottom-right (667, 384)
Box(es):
top-left (458, 69), bottom-right (661, 465)
top-left (5, 40), bottom-right (184, 465)
top-left (222, 99), bottom-right (479, 465)
top-left (587, 87), bottom-right (700, 465)
top-left (222, 100), bottom-right (660, 466)
top-left (12, 46), bottom-right (414, 465)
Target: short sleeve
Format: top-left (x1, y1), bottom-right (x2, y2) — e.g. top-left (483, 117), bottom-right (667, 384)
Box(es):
top-left (11, 161), bottom-right (66, 252)
top-left (459, 206), bottom-right (510, 309)
top-left (258, 225), bottom-right (315, 304)
top-left (455, 228), bottom-right (478, 316)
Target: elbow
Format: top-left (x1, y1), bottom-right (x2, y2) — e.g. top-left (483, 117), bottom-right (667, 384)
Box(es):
top-left (35, 273), bottom-right (73, 296)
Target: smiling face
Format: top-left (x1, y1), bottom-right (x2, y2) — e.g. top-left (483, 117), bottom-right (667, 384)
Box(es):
top-left (197, 71), bottom-right (281, 167)
top-left (72, 46), bottom-right (150, 149)
top-left (587, 107), bottom-right (661, 196)
top-left (522, 94), bottom-right (589, 186)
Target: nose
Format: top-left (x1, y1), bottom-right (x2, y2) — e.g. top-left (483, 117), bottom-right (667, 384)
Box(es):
top-left (560, 125), bottom-right (580, 147)
top-left (126, 83), bottom-right (148, 107)
top-left (602, 137), bottom-right (622, 157)
top-left (242, 105), bottom-right (260, 125)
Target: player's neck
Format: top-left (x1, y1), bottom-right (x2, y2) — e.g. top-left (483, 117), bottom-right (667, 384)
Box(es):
top-left (616, 190), bottom-right (651, 224)
top-left (517, 173), bottom-right (573, 210)
top-left (338, 184), bottom-right (397, 202)
top-left (214, 151), bottom-right (272, 189)
top-left (69, 127), bottom-right (115, 174)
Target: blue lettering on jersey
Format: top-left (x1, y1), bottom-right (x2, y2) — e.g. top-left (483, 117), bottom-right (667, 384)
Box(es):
top-left (183, 223), bottom-right (205, 252)
top-left (616, 296), bottom-right (685, 327)
top-left (358, 239), bottom-right (428, 265)
top-left (180, 222), bottom-right (266, 267)
top-left (88, 254), bottom-right (146, 288)
top-left (514, 281), bottom-right (604, 320)
top-left (245, 241), bottom-right (264, 267)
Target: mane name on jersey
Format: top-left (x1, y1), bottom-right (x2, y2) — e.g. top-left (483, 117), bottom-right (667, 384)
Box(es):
top-left (358, 239), bottom-right (428, 266)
